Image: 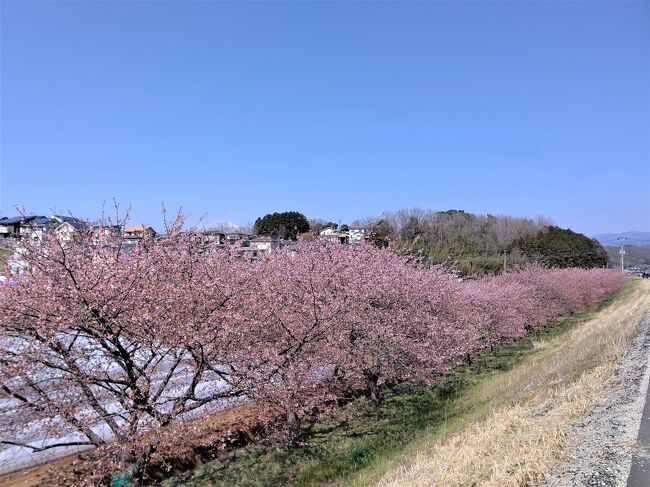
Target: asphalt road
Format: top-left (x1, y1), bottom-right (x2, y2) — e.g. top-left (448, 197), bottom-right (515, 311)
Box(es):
top-left (628, 368), bottom-right (650, 487)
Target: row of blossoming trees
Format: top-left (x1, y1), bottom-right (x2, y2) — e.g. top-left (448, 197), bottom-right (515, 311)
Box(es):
top-left (0, 215), bottom-right (625, 484)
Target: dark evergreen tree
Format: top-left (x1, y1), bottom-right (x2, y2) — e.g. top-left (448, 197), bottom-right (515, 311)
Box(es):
top-left (254, 211), bottom-right (310, 240)
top-left (368, 219), bottom-right (395, 248)
top-left (400, 216), bottom-right (422, 241)
top-left (510, 226), bottom-right (608, 268)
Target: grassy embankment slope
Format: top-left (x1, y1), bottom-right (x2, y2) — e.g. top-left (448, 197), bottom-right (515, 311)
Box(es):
top-left (169, 279), bottom-right (649, 487)
top-left (374, 278), bottom-right (650, 487)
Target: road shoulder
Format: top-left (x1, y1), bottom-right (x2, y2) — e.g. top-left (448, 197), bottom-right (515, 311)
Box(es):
top-left (546, 313), bottom-right (650, 487)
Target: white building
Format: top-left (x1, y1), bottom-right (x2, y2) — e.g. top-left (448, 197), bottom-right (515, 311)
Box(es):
top-left (249, 236), bottom-right (282, 253)
top-left (348, 228), bottom-right (366, 243)
top-left (318, 227), bottom-right (366, 244)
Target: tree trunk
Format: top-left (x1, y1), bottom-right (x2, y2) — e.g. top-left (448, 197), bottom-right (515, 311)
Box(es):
top-left (286, 409), bottom-right (301, 447)
top-left (129, 443), bottom-right (156, 486)
top-left (364, 370), bottom-right (382, 407)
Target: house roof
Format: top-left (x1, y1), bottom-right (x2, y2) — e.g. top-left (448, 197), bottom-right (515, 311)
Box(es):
top-left (52, 216), bottom-right (87, 231)
top-left (91, 224), bottom-right (122, 230)
top-left (250, 236), bottom-right (280, 242)
top-left (56, 221), bottom-right (87, 232)
top-left (53, 215), bottom-right (86, 229)
top-left (0, 217), bottom-right (24, 225)
top-left (0, 215), bottom-right (42, 225)
top-left (125, 225), bottom-right (156, 233)
top-left (30, 217), bottom-right (54, 227)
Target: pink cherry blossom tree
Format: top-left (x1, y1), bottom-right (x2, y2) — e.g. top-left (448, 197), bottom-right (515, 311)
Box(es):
top-left (0, 210), bottom-right (626, 484)
top-left (240, 244), bottom-right (353, 444)
top-left (0, 214), bottom-right (256, 484)
top-left (336, 245), bottom-right (469, 406)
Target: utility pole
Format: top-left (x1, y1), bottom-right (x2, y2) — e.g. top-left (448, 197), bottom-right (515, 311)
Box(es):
top-left (503, 249), bottom-right (507, 272)
top-left (616, 236), bottom-right (628, 271)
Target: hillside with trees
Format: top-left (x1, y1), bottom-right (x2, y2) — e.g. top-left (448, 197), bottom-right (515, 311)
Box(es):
top-left (347, 208), bottom-right (608, 275)
top-left (351, 208), bottom-right (551, 275)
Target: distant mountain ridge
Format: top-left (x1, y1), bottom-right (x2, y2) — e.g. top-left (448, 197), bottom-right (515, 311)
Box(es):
top-left (592, 231), bottom-right (650, 247)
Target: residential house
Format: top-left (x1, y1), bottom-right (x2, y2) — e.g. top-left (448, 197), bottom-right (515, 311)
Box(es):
top-left (348, 228), bottom-right (366, 243)
top-left (249, 235), bottom-right (282, 253)
top-left (319, 227), bottom-right (348, 244)
top-left (318, 227), bottom-right (366, 244)
top-left (318, 227), bottom-right (337, 237)
top-left (319, 227), bottom-right (341, 241)
top-left (19, 216), bottom-right (53, 241)
top-left (203, 229), bottom-right (226, 245)
top-left (52, 215), bottom-right (87, 244)
top-left (0, 216), bottom-right (30, 240)
top-left (224, 232), bottom-right (255, 244)
top-left (124, 225), bottom-right (157, 245)
top-left (91, 225), bottom-right (123, 245)
top-left (0, 215), bottom-right (90, 243)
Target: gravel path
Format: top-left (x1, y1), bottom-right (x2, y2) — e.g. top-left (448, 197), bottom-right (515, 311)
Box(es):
top-left (546, 313), bottom-right (650, 487)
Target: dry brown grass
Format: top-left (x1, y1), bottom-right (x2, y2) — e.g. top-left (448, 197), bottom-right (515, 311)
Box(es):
top-left (376, 279), bottom-right (650, 487)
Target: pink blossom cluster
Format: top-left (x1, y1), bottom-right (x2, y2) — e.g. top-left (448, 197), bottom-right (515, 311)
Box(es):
top-left (0, 219), bottom-right (625, 483)
top-left (459, 265), bottom-right (625, 348)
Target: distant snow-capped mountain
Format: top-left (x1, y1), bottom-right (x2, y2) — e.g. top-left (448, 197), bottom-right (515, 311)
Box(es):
top-left (204, 220), bottom-right (241, 233)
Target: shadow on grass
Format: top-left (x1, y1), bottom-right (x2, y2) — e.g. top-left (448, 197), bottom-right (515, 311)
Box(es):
top-left (165, 285), bottom-right (630, 487)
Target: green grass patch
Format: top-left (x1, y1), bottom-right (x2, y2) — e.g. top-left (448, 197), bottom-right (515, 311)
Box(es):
top-left (167, 282), bottom-right (633, 487)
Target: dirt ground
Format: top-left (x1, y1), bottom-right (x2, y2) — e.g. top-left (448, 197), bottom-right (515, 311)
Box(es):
top-left (0, 456), bottom-right (78, 487)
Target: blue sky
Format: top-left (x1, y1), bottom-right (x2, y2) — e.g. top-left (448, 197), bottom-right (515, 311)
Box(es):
top-left (1, 1), bottom-right (648, 235)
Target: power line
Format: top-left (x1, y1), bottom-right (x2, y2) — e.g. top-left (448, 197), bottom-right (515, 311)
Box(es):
top-left (599, 236), bottom-right (650, 244)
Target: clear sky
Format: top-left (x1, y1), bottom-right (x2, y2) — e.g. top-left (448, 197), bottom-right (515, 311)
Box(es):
top-left (1, 1), bottom-right (648, 235)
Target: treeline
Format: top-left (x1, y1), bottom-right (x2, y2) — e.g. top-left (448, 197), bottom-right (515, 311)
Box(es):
top-left (604, 245), bottom-right (650, 269)
top-left (349, 208), bottom-right (608, 274)
top-left (0, 217), bottom-right (625, 485)
top-left (223, 208), bottom-right (608, 275)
